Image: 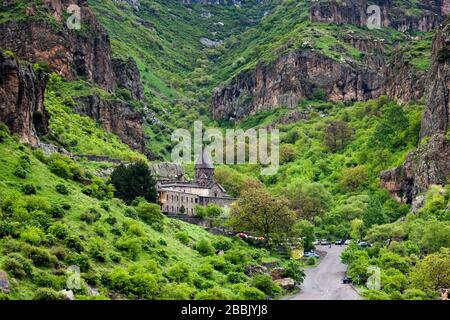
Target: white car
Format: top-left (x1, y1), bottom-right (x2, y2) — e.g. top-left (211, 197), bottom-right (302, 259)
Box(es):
top-left (344, 240), bottom-right (352, 245)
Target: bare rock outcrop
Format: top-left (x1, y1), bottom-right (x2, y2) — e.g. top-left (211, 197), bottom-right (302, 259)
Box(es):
top-left (310, 0), bottom-right (448, 33)
top-left (73, 94), bottom-right (147, 154)
top-left (381, 22), bottom-right (450, 205)
top-left (213, 50), bottom-right (383, 120)
top-left (0, 0), bottom-right (115, 92)
top-left (112, 57), bottom-right (144, 101)
top-left (0, 51), bottom-right (48, 146)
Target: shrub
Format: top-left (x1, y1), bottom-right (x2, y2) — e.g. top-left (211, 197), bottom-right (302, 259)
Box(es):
top-left (21, 183), bottom-right (37, 195)
top-left (0, 122), bottom-right (9, 142)
top-left (33, 271), bottom-right (66, 290)
top-left (250, 274), bottom-right (282, 296)
top-left (213, 237), bottom-right (232, 251)
top-left (100, 202), bottom-right (110, 212)
top-left (26, 246), bottom-right (56, 267)
top-left (135, 201), bottom-right (164, 226)
top-left (227, 272), bottom-right (247, 284)
top-left (20, 226), bottom-right (45, 245)
top-left (159, 283), bottom-right (196, 300)
top-left (33, 288), bottom-right (65, 300)
top-left (197, 264), bottom-right (214, 279)
top-left (66, 253), bottom-right (90, 272)
top-left (194, 288), bottom-right (234, 300)
top-left (0, 221), bottom-right (20, 237)
top-left (48, 222), bottom-right (69, 239)
top-left (25, 196), bottom-right (50, 213)
top-left (284, 260), bottom-right (306, 283)
top-left (2, 254), bottom-right (33, 278)
top-left (194, 205), bottom-right (207, 219)
top-left (13, 167), bottom-right (27, 179)
top-left (175, 232), bottom-right (190, 245)
top-left (129, 273), bottom-right (160, 299)
top-left (206, 204), bottom-right (222, 217)
top-left (195, 239), bottom-right (215, 256)
top-left (82, 177), bottom-right (114, 200)
top-left (88, 237), bottom-right (109, 263)
top-left (65, 236), bottom-right (84, 253)
top-left (124, 207), bottom-right (138, 219)
top-left (235, 285), bottom-right (266, 300)
top-left (166, 263), bottom-right (191, 284)
top-left (115, 236), bottom-right (143, 260)
top-left (49, 159), bottom-right (73, 180)
top-left (55, 184), bottom-right (69, 195)
top-left (307, 257), bottom-right (316, 266)
top-left (48, 204), bottom-right (66, 218)
top-left (80, 208), bottom-right (101, 224)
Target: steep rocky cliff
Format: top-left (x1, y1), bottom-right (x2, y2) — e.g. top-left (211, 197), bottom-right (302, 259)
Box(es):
top-left (0, 0), bottom-right (149, 155)
top-left (0, 51), bottom-right (48, 146)
top-left (310, 0), bottom-right (449, 32)
top-left (381, 22), bottom-right (450, 205)
top-left (213, 49), bottom-right (383, 120)
top-left (0, 0), bottom-right (115, 92)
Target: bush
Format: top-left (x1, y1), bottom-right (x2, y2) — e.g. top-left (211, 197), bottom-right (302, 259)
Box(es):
top-left (55, 184), bottom-right (69, 195)
top-left (166, 263), bottom-right (191, 284)
top-left (135, 201), bottom-right (164, 226)
top-left (20, 226), bottom-right (45, 245)
top-left (206, 204), bottom-right (222, 217)
top-left (159, 283), bottom-right (196, 300)
top-left (227, 272), bottom-right (247, 284)
top-left (48, 204), bottom-right (66, 218)
top-left (0, 122), bottom-right (9, 143)
top-left (197, 264), bottom-right (214, 279)
top-left (26, 246), bottom-right (56, 267)
top-left (13, 167), bottom-right (27, 179)
top-left (194, 288), bottom-right (234, 300)
top-left (250, 274), bottom-right (282, 296)
top-left (80, 208), bottom-right (101, 224)
top-left (124, 207), bottom-right (138, 219)
top-left (48, 222), bottom-right (69, 239)
top-left (129, 273), bottom-right (160, 299)
top-left (82, 177), bottom-right (114, 200)
top-left (33, 288), bottom-right (65, 300)
top-left (65, 236), bottom-right (84, 253)
top-left (87, 237), bottom-right (109, 263)
top-left (21, 184), bottom-right (37, 195)
top-left (234, 284), bottom-right (266, 300)
top-left (213, 237), bottom-right (232, 251)
top-left (115, 236), bottom-right (143, 260)
top-left (2, 254), bottom-right (33, 278)
top-left (284, 260), bottom-right (306, 283)
top-left (66, 253), bottom-right (90, 272)
top-left (195, 239), bottom-right (215, 256)
top-left (49, 159), bottom-right (73, 180)
top-left (33, 271), bottom-right (66, 290)
top-left (175, 232), bottom-right (190, 245)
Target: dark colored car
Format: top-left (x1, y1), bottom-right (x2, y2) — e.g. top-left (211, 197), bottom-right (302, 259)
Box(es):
top-left (343, 276), bottom-right (353, 284)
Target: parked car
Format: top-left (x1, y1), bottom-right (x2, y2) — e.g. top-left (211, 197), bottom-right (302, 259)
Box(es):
top-left (304, 251), bottom-right (320, 259)
top-left (358, 241), bottom-right (372, 248)
top-left (320, 239), bottom-right (330, 245)
top-left (344, 239), bottom-right (352, 245)
top-left (343, 276), bottom-right (353, 284)
top-left (313, 240), bottom-right (320, 246)
top-left (335, 239), bottom-right (345, 245)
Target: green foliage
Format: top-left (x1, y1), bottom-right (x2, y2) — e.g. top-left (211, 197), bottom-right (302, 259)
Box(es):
top-left (110, 162), bottom-right (157, 204)
top-left (195, 239), bottom-right (215, 257)
top-left (134, 201), bottom-right (164, 226)
top-left (33, 288), bottom-right (65, 300)
top-left (55, 184), bottom-right (69, 195)
top-left (250, 274), bottom-right (282, 297)
top-left (82, 177), bottom-right (114, 200)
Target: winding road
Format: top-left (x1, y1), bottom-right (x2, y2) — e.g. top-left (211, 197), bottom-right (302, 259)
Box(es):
top-left (286, 245), bottom-right (361, 300)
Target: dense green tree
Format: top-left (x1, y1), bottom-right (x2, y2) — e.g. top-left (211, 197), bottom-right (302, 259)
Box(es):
top-left (324, 120), bottom-right (353, 152)
top-left (285, 182), bottom-right (332, 220)
top-left (110, 162), bottom-right (157, 204)
top-left (229, 187), bottom-right (296, 238)
top-left (294, 220), bottom-right (315, 251)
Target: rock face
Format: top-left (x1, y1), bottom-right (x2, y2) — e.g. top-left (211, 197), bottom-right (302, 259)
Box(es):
top-left (112, 57), bottom-right (144, 101)
top-left (381, 22), bottom-right (450, 205)
top-left (0, 51), bottom-right (48, 146)
top-left (0, 0), bottom-right (115, 92)
top-left (73, 95), bottom-right (147, 154)
top-left (310, 0), bottom-right (447, 32)
top-left (0, 270), bottom-right (10, 294)
top-left (213, 50), bottom-right (383, 120)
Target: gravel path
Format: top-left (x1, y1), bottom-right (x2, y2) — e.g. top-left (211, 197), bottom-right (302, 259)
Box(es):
top-left (286, 245), bottom-right (361, 300)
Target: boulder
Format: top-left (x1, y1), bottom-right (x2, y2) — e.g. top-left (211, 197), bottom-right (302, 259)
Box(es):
top-left (245, 265), bottom-right (268, 276)
top-left (0, 271), bottom-right (10, 294)
top-left (59, 289), bottom-right (75, 300)
top-left (270, 268), bottom-right (286, 281)
top-left (275, 278), bottom-right (296, 290)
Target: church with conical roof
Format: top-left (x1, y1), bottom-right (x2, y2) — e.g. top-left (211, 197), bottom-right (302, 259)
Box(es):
top-left (156, 151), bottom-right (236, 215)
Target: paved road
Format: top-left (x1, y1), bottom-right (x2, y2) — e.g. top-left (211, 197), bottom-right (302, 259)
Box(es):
top-left (286, 246), bottom-right (361, 300)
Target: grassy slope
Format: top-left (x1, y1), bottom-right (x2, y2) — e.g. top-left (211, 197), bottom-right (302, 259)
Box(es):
top-left (0, 130), bottom-right (281, 300)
